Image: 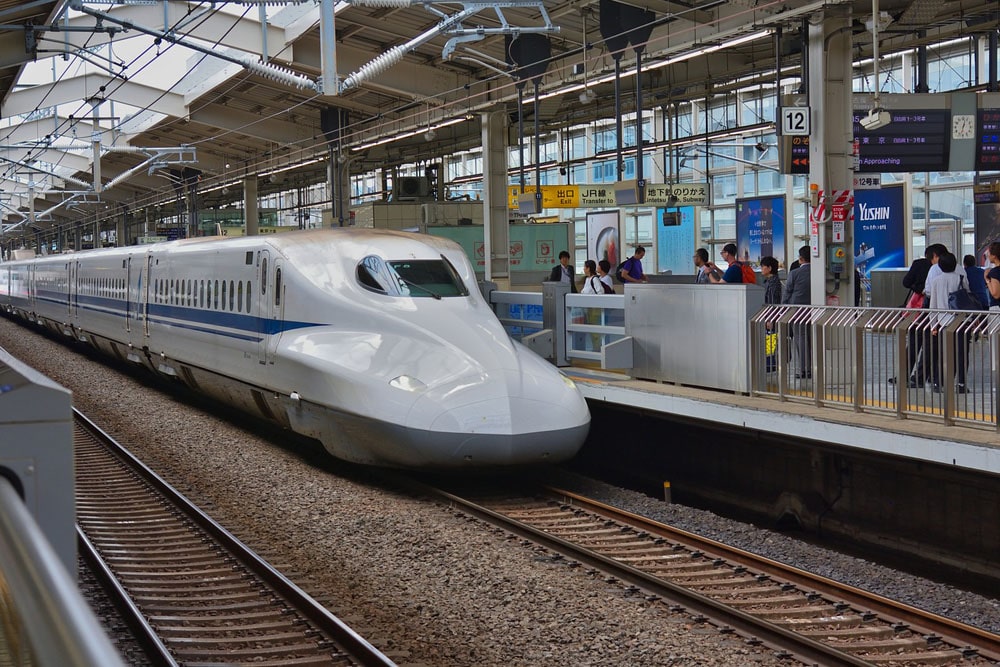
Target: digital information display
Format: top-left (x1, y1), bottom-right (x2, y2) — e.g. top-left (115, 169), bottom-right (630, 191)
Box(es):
top-left (976, 109), bottom-right (1000, 171)
top-left (853, 109), bottom-right (950, 173)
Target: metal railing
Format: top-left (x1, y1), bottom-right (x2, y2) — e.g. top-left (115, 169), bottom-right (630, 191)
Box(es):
top-left (565, 293), bottom-right (627, 363)
top-left (750, 305), bottom-right (1000, 431)
top-left (492, 291), bottom-right (544, 339)
top-left (0, 476), bottom-right (126, 667)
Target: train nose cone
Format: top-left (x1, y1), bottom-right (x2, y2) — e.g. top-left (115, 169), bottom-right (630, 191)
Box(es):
top-left (409, 362), bottom-right (590, 466)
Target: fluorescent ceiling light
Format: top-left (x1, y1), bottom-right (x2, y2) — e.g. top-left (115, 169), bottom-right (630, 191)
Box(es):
top-left (353, 117), bottom-right (467, 151)
top-left (540, 29), bottom-right (773, 102)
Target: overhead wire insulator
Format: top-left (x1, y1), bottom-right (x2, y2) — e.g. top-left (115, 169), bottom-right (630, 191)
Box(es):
top-left (238, 56), bottom-right (320, 92)
top-left (340, 44), bottom-right (408, 90)
top-left (347, 0), bottom-right (414, 7)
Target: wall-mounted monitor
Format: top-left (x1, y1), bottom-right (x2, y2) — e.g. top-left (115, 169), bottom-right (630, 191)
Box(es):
top-left (517, 192), bottom-right (541, 215)
top-left (613, 179), bottom-right (643, 205)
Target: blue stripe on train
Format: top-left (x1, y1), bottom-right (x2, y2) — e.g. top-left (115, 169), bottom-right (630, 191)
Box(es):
top-left (30, 289), bottom-right (318, 341)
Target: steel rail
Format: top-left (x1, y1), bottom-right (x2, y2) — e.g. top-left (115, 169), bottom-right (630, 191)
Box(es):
top-left (548, 486), bottom-right (1000, 663)
top-left (74, 408), bottom-right (397, 667)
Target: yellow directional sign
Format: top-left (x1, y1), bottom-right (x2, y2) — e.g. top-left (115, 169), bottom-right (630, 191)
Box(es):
top-left (507, 183), bottom-right (709, 209)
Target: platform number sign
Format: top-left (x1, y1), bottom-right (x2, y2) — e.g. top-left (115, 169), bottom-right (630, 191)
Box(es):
top-left (780, 107), bottom-right (810, 136)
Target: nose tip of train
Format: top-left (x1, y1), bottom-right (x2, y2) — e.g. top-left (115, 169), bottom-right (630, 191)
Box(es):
top-left (419, 375), bottom-right (591, 466)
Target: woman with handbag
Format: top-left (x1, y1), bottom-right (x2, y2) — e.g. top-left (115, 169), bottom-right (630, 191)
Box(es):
top-left (927, 253), bottom-right (969, 393)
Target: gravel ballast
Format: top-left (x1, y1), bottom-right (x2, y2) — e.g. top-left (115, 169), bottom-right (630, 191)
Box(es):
top-left (1, 316), bottom-right (996, 666)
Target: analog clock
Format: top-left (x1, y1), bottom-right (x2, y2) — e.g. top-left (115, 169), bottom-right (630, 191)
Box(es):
top-left (952, 114), bottom-right (975, 140)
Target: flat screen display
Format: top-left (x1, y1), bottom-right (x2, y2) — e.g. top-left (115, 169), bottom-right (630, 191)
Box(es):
top-left (975, 108), bottom-right (1000, 171)
top-left (853, 109), bottom-right (950, 173)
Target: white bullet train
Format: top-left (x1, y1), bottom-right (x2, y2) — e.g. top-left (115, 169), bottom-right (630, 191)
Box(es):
top-left (0, 228), bottom-right (590, 467)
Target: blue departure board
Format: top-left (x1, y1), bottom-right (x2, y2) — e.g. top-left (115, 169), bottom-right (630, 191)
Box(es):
top-left (976, 109), bottom-right (1000, 171)
top-left (853, 109), bottom-right (950, 173)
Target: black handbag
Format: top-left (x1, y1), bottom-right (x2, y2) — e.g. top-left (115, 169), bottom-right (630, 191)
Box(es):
top-left (948, 276), bottom-right (984, 311)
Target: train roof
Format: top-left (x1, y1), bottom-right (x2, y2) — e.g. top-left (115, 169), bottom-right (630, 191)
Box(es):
top-left (2, 228), bottom-right (464, 264)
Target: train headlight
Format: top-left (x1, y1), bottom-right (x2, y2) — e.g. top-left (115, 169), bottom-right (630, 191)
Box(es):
top-left (389, 375), bottom-right (426, 392)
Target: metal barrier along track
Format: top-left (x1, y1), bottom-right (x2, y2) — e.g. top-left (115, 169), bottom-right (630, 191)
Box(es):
top-left (751, 305), bottom-right (1000, 431)
top-left (73, 409), bottom-right (396, 667)
top-left (430, 482), bottom-right (1000, 667)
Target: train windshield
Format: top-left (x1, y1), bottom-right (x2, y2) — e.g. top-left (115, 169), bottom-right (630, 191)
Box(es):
top-left (357, 255), bottom-right (469, 298)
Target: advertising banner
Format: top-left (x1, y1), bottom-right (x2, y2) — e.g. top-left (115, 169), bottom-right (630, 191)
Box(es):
top-left (586, 210), bottom-right (622, 270)
top-left (853, 184), bottom-right (906, 278)
top-left (735, 195), bottom-right (786, 268)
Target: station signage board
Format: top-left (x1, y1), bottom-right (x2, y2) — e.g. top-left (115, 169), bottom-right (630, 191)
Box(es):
top-left (853, 109), bottom-right (950, 173)
top-left (507, 183), bottom-right (709, 209)
top-left (975, 109), bottom-right (1000, 171)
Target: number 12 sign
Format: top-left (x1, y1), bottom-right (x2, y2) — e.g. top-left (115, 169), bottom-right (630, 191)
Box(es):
top-left (780, 107), bottom-right (811, 136)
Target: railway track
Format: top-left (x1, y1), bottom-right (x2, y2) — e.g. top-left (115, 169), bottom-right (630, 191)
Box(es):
top-left (425, 481), bottom-right (1000, 667)
top-left (73, 409), bottom-right (396, 667)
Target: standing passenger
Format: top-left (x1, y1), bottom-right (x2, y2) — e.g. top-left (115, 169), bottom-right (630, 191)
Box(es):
top-left (580, 260), bottom-right (601, 294)
top-left (619, 247), bottom-right (647, 284)
top-left (707, 243), bottom-right (742, 284)
top-left (597, 259), bottom-right (614, 293)
top-left (782, 246), bottom-right (812, 379)
top-left (693, 248), bottom-right (715, 284)
top-left (760, 256), bottom-right (782, 304)
top-left (963, 254), bottom-right (988, 310)
top-left (927, 252), bottom-right (969, 393)
top-left (548, 250), bottom-right (578, 293)
top-left (987, 242), bottom-right (1000, 310)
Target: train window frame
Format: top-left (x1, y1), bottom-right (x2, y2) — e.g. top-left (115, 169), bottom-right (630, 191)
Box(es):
top-left (245, 280), bottom-right (251, 313)
top-left (274, 269), bottom-right (281, 307)
top-left (261, 257), bottom-right (268, 295)
top-left (237, 280), bottom-right (243, 313)
top-left (222, 280), bottom-right (228, 311)
top-left (356, 255), bottom-right (469, 298)
top-left (229, 280), bottom-right (235, 311)
top-left (214, 280), bottom-right (219, 310)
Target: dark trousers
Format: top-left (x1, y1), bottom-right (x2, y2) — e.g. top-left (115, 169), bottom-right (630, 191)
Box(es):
top-left (907, 327), bottom-right (929, 382)
top-left (792, 322), bottom-right (812, 376)
top-left (930, 331), bottom-right (970, 387)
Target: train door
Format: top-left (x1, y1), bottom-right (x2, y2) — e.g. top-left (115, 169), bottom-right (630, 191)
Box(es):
top-left (256, 250), bottom-right (270, 364)
top-left (266, 259), bottom-right (285, 365)
top-left (68, 260), bottom-right (78, 320)
top-left (125, 256), bottom-right (132, 333)
top-left (143, 254), bottom-right (153, 338)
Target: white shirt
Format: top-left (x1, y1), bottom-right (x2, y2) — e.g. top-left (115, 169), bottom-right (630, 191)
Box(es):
top-left (925, 262), bottom-right (966, 296)
top-left (581, 275), bottom-right (601, 294)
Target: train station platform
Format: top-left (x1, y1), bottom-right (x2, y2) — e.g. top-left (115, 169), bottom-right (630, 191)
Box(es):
top-left (564, 366), bottom-right (1000, 478)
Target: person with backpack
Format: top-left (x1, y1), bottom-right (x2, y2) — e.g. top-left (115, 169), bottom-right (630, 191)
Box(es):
top-left (581, 260), bottom-right (603, 294)
top-left (616, 247), bottom-right (647, 284)
top-left (707, 243), bottom-right (744, 284)
top-left (597, 259), bottom-right (615, 293)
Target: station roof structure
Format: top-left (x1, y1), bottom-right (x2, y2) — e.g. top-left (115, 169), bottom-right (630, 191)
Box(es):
top-left (0, 0), bottom-right (997, 239)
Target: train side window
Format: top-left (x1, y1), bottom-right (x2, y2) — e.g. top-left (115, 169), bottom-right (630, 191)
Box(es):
top-left (261, 258), bottom-right (268, 294)
top-left (229, 280), bottom-right (235, 311)
top-left (245, 281), bottom-right (251, 313)
top-left (188, 279), bottom-right (193, 306)
top-left (222, 280), bottom-right (227, 311)
top-left (237, 281), bottom-right (243, 313)
top-left (274, 269), bottom-right (281, 306)
top-left (214, 280), bottom-right (219, 309)
top-left (357, 256), bottom-right (386, 293)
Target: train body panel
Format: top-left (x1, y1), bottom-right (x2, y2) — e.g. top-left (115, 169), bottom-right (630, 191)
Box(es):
top-left (0, 229), bottom-right (589, 468)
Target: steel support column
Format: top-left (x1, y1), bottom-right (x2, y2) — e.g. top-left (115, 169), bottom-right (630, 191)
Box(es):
top-left (482, 111), bottom-right (510, 288)
top-left (244, 176), bottom-right (259, 236)
top-left (807, 8), bottom-right (854, 306)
